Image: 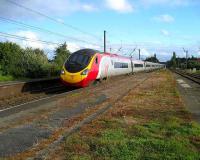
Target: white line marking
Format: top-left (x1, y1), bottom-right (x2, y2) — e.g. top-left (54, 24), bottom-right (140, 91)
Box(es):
top-left (180, 83), bottom-right (191, 88)
top-left (177, 79), bottom-right (185, 84)
top-left (176, 79), bottom-right (191, 88)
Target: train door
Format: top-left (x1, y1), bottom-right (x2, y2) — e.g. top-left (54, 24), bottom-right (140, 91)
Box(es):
top-left (99, 56), bottom-right (110, 79)
top-left (108, 58), bottom-right (114, 77)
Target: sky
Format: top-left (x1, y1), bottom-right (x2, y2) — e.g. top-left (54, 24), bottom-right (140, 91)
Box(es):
top-left (0, 0), bottom-right (200, 61)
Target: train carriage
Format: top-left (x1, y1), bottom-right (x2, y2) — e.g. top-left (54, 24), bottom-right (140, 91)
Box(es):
top-left (60, 49), bottom-right (164, 87)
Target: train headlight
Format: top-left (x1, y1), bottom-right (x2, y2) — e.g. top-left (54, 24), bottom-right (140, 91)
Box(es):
top-left (81, 69), bottom-right (89, 75)
top-left (61, 70), bottom-right (65, 75)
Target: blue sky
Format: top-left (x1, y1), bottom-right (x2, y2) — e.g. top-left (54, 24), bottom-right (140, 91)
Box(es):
top-left (0, 0), bottom-right (200, 61)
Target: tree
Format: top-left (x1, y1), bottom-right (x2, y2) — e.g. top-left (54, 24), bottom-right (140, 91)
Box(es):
top-left (187, 60), bottom-right (200, 70)
top-left (22, 48), bottom-right (50, 78)
top-left (53, 42), bottom-right (71, 72)
top-left (171, 52), bottom-right (177, 69)
top-left (0, 41), bottom-right (23, 76)
top-left (0, 41), bottom-right (52, 78)
top-left (145, 54), bottom-right (159, 63)
top-left (0, 41), bottom-right (72, 79)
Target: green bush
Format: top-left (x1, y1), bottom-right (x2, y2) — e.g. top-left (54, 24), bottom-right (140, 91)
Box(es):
top-left (0, 41), bottom-right (71, 80)
top-left (0, 74), bottom-right (14, 81)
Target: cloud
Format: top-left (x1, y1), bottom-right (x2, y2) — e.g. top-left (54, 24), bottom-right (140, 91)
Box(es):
top-left (1, 30), bottom-right (102, 58)
top-left (1, 0), bottom-right (198, 20)
top-left (140, 48), bottom-right (151, 57)
top-left (140, 0), bottom-right (190, 7)
top-left (1, 29), bottom-right (102, 52)
top-left (81, 4), bottom-right (97, 12)
top-left (105, 0), bottom-right (134, 13)
top-left (0, 0), bottom-right (98, 19)
top-left (8, 31), bottom-right (59, 51)
top-left (198, 50), bottom-right (200, 56)
top-left (153, 14), bottom-right (174, 23)
top-left (15, 31), bottom-right (44, 49)
top-left (67, 42), bottom-right (81, 52)
top-left (161, 29), bottom-right (170, 36)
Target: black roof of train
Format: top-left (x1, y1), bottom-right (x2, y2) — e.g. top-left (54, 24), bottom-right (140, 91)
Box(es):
top-left (73, 49), bottom-right (100, 56)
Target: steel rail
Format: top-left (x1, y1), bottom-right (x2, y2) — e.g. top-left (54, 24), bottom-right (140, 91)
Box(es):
top-left (174, 70), bottom-right (200, 85)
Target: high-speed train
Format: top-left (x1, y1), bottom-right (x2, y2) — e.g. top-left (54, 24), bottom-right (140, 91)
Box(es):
top-left (60, 49), bottom-right (164, 87)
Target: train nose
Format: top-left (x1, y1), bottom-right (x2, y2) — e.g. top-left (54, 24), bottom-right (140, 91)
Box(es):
top-left (60, 69), bottom-right (86, 84)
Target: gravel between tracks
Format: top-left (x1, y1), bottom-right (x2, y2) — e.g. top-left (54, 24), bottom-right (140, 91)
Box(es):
top-left (0, 86), bottom-right (69, 110)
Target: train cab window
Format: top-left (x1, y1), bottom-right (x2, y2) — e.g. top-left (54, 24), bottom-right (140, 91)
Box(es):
top-left (82, 56), bottom-right (90, 66)
top-left (75, 54), bottom-right (90, 66)
top-left (65, 49), bottom-right (96, 73)
top-left (95, 57), bottom-right (98, 64)
top-left (70, 54), bottom-right (78, 62)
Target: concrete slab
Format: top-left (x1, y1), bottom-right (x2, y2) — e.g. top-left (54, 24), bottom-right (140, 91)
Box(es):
top-left (0, 125), bottom-right (51, 157)
top-left (174, 73), bottom-right (200, 123)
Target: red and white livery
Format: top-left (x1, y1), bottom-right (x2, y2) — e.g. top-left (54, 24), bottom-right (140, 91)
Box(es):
top-left (60, 49), bottom-right (164, 87)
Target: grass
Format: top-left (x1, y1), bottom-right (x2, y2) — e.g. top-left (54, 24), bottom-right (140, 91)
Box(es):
top-left (0, 75), bottom-right (14, 82)
top-left (0, 74), bottom-right (51, 82)
top-left (63, 70), bottom-right (200, 160)
top-left (64, 118), bottom-right (200, 160)
top-left (0, 74), bottom-right (29, 82)
top-left (185, 69), bottom-right (200, 74)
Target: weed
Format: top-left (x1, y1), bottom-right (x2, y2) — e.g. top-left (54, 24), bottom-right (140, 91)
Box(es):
top-left (0, 75), bottom-right (14, 81)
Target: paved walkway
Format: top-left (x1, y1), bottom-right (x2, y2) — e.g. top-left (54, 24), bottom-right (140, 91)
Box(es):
top-left (174, 73), bottom-right (200, 123)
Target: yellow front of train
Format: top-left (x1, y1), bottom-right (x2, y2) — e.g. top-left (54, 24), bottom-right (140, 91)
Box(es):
top-left (60, 49), bottom-right (96, 87)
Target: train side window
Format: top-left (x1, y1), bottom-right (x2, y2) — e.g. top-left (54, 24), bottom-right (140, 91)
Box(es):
top-left (134, 64), bottom-right (143, 68)
top-left (95, 57), bottom-right (98, 64)
top-left (114, 62), bottom-right (128, 68)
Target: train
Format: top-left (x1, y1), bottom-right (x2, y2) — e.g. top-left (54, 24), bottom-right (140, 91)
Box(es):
top-left (60, 49), bottom-right (164, 87)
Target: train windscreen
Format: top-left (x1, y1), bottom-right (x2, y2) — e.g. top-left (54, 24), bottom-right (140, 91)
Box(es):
top-left (65, 49), bottom-right (96, 73)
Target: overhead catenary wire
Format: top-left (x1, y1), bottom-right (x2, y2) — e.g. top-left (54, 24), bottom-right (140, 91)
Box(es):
top-left (0, 17), bottom-right (103, 47)
top-left (108, 45), bottom-right (198, 60)
top-left (105, 41), bottom-right (198, 60)
top-left (5, 0), bottom-right (102, 41)
top-left (0, 31), bottom-right (62, 46)
top-left (109, 45), bottom-right (198, 51)
top-left (0, 32), bottom-right (99, 51)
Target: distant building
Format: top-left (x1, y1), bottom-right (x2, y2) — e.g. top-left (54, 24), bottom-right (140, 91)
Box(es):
top-left (196, 58), bottom-right (200, 62)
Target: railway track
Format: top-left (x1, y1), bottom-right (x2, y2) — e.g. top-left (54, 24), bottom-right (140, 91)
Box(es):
top-left (0, 74), bottom-right (136, 117)
top-left (0, 69), bottom-right (158, 110)
top-left (0, 77), bottom-right (74, 111)
top-left (173, 70), bottom-right (200, 85)
top-left (0, 87), bottom-right (83, 118)
top-left (0, 72), bottom-right (149, 113)
top-left (0, 77), bottom-right (61, 98)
